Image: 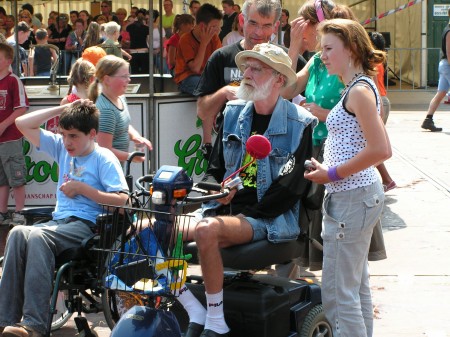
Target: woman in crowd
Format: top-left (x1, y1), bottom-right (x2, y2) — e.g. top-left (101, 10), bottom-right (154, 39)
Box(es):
top-left (79, 10), bottom-right (91, 30)
top-left (65, 18), bottom-right (86, 69)
top-left (304, 18), bottom-right (391, 337)
top-left (82, 21), bottom-right (102, 50)
top-left (18, 9), bottom-right (36, 49)
top-left (88, 55), bottom-right (152, 163)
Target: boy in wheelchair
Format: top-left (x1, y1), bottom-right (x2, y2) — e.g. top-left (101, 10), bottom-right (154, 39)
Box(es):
top-left (0, 100), bottom-right (129, 337)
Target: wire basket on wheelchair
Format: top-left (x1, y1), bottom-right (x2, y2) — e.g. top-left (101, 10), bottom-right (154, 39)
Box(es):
top-left (94, 202), bottom-right (194, 304)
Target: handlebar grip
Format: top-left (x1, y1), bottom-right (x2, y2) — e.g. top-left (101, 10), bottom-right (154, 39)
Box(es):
top-left (185, 190), bottom-right (230, 203)
top-left (196, 181), bottom-right (222, 192)
top-left (135, 174), bottom-right (154, 196)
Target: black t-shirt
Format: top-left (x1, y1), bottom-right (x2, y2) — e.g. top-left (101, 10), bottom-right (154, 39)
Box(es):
top-left (219, 12), bottom-right (237, 41)
top-left (48, 25), bottom-right (72, 50)
top-left (127, 23), bottom-right (149, 49)
top-left (230, 112), bottom-right (271, 214)
top-left (442, 25), bottom-right (450, 60)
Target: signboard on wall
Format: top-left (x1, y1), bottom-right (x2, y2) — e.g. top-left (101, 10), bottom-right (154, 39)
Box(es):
top-left (433, 4), bottom-right (450, 16)
top-left (154, 96), bottom-right (211, 181)
top-left (9, 99), bottom-right (148, 207)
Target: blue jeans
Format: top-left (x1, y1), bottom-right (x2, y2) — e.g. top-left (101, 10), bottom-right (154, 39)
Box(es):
top-left (321, 181), bottom-right (384, 337)
top-left (437, 59), bottom-right (450, 92)
top-left (178, 75), bottom-right (201, 95)
top-left (0, 219), bottom-right (93, 334)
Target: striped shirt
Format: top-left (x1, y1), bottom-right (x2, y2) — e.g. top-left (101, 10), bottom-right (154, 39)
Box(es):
top-left (96, 94), bottom-right (130, 152)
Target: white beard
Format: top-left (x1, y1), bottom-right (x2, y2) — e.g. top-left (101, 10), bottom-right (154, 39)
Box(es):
top-left (237, 76), bottom-right (274, 101)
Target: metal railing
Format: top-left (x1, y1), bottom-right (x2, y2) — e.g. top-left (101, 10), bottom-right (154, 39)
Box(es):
top-left (385, 47), bottom-right (441, 92)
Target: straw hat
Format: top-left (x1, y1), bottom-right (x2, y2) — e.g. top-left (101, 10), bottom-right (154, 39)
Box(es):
top-left (235, 43), bottom-right (297, 87)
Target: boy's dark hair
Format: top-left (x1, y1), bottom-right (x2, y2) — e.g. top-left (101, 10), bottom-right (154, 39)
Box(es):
top-left (369, 31), bottom-right (386, 51)
top-left (196, 4), bottom-right (223, 24)
top-left (153, 9), bottom-right (159, 22)
top-left (21, 3), bottom-right (34, 15)
top-left (0, 7), bottom-right (6, 16)
top-left (0, 43), bottom-right (14, 60)
top-left (222, 0), bottom-right (234, 6)
top-left (189, 0), bottom-right (200, 8)
top-left (70, 10), bottom-right (79, 17)
top-left (282, 8), bottom-right (289, 17)
top-left (59, 105), bottom-right (99, 134)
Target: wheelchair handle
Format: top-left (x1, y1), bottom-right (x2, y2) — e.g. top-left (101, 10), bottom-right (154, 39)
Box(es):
top-left (125, 151), bottom-right (145, 176)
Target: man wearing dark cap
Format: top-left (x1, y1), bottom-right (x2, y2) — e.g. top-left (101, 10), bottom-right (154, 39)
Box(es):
top-left (6, 21), bottom-right (31, 76)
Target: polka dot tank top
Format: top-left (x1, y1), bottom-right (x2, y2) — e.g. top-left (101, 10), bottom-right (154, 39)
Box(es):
top-left (323, 75), bottom-right (380, 193)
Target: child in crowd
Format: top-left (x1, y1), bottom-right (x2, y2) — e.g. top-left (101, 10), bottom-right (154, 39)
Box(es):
top-left (174, 3), bottom-right (222, 94)
top-left (28, 28), bottom-right (58, 76)
top-left (61, 58), bottom-right (96, 105)
top-left (165, 14), bottom-right (195, 76)
top-left (0, 99), bottom-right (129, 337)
top-left (0, 43), bottom-right (28, 226)
top-left (88, 55), bottom-right (152, 163)
top-left (100, 21), bottom-right (132, 61)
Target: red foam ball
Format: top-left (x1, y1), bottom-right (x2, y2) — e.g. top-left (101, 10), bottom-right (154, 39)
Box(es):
top-left (246, 135), bottom-right (271, 159)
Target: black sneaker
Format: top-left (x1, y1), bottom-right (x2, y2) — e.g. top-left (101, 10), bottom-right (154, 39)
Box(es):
top-left (200, 143), bottom-right (213, 160)
top-left (421, 118), bottom-right (442, 132)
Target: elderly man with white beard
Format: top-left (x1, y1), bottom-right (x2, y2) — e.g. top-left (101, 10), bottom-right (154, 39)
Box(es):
top-left (178, 43), bottom-right (317, 337)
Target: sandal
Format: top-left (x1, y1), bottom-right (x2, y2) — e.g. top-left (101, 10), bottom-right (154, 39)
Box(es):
top-left (383, 181), bottom-right (397, 192)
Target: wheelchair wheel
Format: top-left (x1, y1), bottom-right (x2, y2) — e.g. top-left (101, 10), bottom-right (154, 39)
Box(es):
top-left (102, 289), bottom-right (145, 329)
top-left (299, 304), bottom-right (333, 337)
top-left (100, 239), bottom-right (146, 330)
top-left (50, 289), bottom-right (73, 331)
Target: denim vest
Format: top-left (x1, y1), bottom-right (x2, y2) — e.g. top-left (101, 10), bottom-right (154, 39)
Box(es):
top-left (204, 96), bottom-right (317, 243)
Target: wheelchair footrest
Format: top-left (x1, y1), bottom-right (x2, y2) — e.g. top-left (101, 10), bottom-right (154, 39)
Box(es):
top-left (74, 316), bottom-right (96, 337)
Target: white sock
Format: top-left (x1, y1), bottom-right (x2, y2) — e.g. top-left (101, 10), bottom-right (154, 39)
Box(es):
top-left (204, 290), bottom-right (230, 334)
top-left (176, 285), bottom-right (206, 325)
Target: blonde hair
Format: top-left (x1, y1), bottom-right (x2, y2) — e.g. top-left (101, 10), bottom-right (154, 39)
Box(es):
top-left (67, 58), bottom-right (96, 91)
top-left (88, 55), bottom-right (129, 102)
top-left (318, 18), bottom-right (386, 76)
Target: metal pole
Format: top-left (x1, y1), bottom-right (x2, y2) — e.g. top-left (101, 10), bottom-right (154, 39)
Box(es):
top-left (12, 0), bottom-right (19, 76)
top-left (148, 0), bottom-right (156, 173)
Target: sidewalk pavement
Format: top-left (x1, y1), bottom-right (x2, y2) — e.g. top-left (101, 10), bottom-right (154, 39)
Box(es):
top-left (1, 106), bottom-right (450, 337)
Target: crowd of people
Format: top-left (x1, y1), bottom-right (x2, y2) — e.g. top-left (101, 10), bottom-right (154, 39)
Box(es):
top-left (0, 0), bottom-right (405, 337)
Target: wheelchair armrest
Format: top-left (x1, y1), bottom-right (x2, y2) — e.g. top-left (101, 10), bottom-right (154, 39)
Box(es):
top-left (185, 238), bottom-right (303, 271)
top-left (21, 206), bottom-right (54, 216)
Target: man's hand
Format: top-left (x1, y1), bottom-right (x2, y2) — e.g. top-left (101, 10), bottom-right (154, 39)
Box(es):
top-left (199, 24), bottom-right (220, 45)
top-left (59, 180), bottom-right (84, 198)
top-left (217, 188), bottom-right (237, 205)
top-left (223, 85), bottom-right (239, 101)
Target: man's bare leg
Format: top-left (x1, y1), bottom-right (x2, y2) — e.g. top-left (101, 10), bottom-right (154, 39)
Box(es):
top-left (194, 215), bottom-right (254, 334)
